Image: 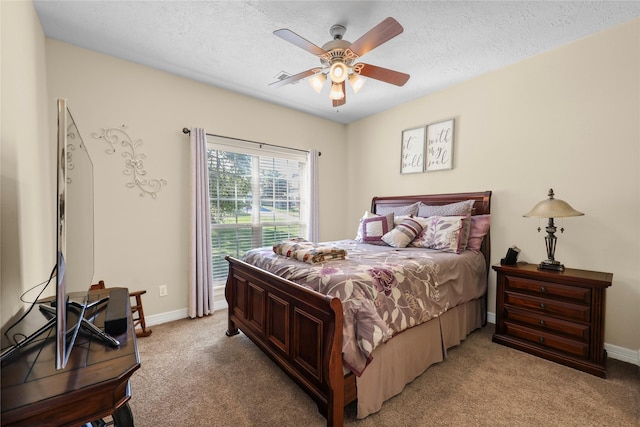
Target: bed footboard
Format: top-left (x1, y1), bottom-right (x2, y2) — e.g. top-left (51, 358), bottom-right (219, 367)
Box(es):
top-left (225, 256), bottom-right (345, 427)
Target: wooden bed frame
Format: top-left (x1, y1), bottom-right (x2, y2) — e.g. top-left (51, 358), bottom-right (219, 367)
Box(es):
top-left (225, 191), bottom-right (492, 427)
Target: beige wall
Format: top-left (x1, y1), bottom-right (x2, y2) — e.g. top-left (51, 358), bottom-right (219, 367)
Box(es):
top-left (1, 1), bottom-right (54, 328)
top-left (44, 39), bottom-right (347, 319)
top-left (2, 2), bottom-right (638, 361)
top-left (347, 19), bottom-right (640, 355)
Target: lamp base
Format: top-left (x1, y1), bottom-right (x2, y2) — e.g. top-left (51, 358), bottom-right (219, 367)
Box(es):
top-left (538, 260), bottom-right (565, 272)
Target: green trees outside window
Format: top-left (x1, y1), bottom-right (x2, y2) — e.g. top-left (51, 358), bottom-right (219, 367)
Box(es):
top-left (207, 148), bottom-right (307, 283)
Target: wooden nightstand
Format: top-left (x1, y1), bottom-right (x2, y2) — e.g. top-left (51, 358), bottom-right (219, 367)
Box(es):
top-left (492, 262), bottom-right (612, 378)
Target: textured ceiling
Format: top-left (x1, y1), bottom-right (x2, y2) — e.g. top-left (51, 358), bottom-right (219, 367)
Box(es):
top-left (34, 1), bottom-right (640, 124)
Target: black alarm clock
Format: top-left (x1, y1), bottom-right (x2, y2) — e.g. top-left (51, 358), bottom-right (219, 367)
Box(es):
top-left (501, 246), bottom-right (520, 265)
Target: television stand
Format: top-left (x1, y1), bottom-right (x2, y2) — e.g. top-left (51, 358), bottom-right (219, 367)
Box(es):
top-left (1, 288), bottom-right (140, 427)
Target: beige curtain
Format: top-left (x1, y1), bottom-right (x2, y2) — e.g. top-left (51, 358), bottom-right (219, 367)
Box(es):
top-left (307, 149), bottom-right (320, 242)
top-left (189, 128), bottom-right (214, 318)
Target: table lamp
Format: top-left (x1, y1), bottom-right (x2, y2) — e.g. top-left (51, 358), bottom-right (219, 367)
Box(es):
top-left (523, 188), bottom-right (584, 271)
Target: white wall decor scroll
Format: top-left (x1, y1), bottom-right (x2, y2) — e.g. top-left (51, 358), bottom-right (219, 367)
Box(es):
top-left (92, 125), bottom-right (167, 198)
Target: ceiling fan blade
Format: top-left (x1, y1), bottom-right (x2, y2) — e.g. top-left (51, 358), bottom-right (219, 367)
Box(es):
top-left (274, 29), bottom-right (327, 56)
top-left (354, 63), bottom-right (410, 86)
top-left (346, 17), bottom-right (403, 58)
top-left (269, 68), bottom-right (322, 88)
top-left (332, 81), bottom-right (346, 107)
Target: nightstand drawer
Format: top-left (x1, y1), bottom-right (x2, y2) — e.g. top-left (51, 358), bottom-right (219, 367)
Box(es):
top-left (504, 321), bottom-right (589, 358)
top-left (504, 307), bottom-right (590, 340)
top-left (505, 291), bottom-right (590, 322)
top-left (505, 275), bottom-right (591, 304)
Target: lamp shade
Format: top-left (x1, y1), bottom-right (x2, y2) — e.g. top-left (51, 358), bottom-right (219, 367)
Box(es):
top-left (329, 82), bottom-right (345, 100)
top-left (523, 188), bottom-right (584, 218)
top-left (348, 73), bottom-right (365, 93)
top-left (308, 73), bottom-right (326, 93)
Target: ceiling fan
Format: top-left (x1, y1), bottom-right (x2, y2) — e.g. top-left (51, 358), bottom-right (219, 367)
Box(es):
top-left (270, 17), bottom-right (410, 107)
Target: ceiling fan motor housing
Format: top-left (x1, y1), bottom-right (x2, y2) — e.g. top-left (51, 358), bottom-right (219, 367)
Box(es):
top-left (321, 39), bottom-right (353, 66)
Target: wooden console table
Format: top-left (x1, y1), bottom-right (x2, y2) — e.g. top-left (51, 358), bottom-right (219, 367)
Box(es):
top-left (1, 288), bottom-right (140, 426)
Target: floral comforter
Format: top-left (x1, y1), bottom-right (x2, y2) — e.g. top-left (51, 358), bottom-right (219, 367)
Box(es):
top-left (242, 240), bottom-right (487, 375)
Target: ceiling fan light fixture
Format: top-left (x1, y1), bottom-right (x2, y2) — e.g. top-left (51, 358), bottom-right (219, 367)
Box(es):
top-left (309, 73), bottom-right (326, 93)
top-left (348, 73), bottom-right (365, 94)
top-left (272, 18), bottom-right (410, 108)
top-left (329, 82), bottom-right (345, 100)
top-left (329, 62), bottom-right (348, 83)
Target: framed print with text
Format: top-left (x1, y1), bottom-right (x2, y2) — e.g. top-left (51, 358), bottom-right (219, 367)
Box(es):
top-left (426, 118), bottom-right (454, 171)
top-left (400, 126), bottom-right (425, 174)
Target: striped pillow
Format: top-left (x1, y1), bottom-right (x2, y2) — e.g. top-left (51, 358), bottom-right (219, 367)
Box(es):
top-left (382, 217), bottom-right (427, 248)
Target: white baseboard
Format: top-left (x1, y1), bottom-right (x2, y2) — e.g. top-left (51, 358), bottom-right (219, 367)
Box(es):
top-left (486, 311), bottom-right (496, 324)
top-left (146, 307), bottom-right (638, 367)
top-left (145, 299), bottom-right (229, 327)
top-left (604, 342), bottom-right (640, 366)
top-left (145, 308), bottom-right (188, 326)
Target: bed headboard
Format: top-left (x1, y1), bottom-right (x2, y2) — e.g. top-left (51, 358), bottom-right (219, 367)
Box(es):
top-left (371, 190), bottom-right (492, 267)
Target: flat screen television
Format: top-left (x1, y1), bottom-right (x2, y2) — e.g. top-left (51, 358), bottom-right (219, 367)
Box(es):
top-left (54, 98), bottom-right (96, 369)
top-left (1, 98), bottom-right (114, 369)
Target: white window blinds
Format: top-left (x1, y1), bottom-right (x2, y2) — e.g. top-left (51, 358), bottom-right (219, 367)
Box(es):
top-left (207, 135), bottom-right (309, 284)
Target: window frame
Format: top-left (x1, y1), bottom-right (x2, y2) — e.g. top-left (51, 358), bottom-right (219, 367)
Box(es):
top-left (206, 135), bottom-right (310, 285)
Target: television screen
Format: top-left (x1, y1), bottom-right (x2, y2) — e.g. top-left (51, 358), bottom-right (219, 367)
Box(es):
top-left (60, 100), bottom-right (94, 292)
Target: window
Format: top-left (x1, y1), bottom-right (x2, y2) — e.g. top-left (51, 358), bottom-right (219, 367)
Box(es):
top-left (207, 136), bottom-right (309, 284)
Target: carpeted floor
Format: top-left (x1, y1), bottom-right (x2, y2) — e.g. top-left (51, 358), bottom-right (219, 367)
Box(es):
top-left (129, 310), bottom-right (639, 426)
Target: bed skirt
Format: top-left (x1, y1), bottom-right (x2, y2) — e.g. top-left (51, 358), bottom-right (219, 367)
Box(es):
top-left (355, 298), bottom-right (484, 418)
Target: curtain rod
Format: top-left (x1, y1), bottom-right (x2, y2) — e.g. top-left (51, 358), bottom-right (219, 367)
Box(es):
top-left (182, 128), bottom-right (320, 156)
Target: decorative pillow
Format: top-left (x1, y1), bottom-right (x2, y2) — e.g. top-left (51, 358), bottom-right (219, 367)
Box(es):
top-left (418, 199), bottom-right (475, 217)
top-left (353, 211), bottom-right (388, 243)
top-left (354, 211), bottom-right (376, 241)
top-left (466, 214), bottom-right (491, 253)
top-left (411, 215), bottom-right (466, 253)
top-left (394, 214), bottom-right (412, 225)
top-left (376, 202), bottom-right (419, 217)
top-left (360, 213), bottom-right (394, 245)
top-left (382, 217), bottom-right (426, 248)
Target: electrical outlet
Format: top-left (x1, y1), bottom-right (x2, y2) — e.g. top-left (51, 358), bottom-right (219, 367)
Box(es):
top-left (159, 285), bottom-right (168, 297)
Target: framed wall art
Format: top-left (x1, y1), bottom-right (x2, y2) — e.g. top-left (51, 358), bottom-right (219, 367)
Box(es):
top-left (426, 118), bottom-right (454, 171)
top-left (400, 126), bottom-right (425, 174)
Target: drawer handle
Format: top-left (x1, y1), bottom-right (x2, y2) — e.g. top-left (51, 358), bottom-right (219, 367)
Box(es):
top-left (540, 303), bottom-right (546, 309)
top-left (539, 337), bottom-right (545, 343)
top-left (540, 320), bottom-right (546, 326)
top-left (540, 286), bottom-right (546, 292)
